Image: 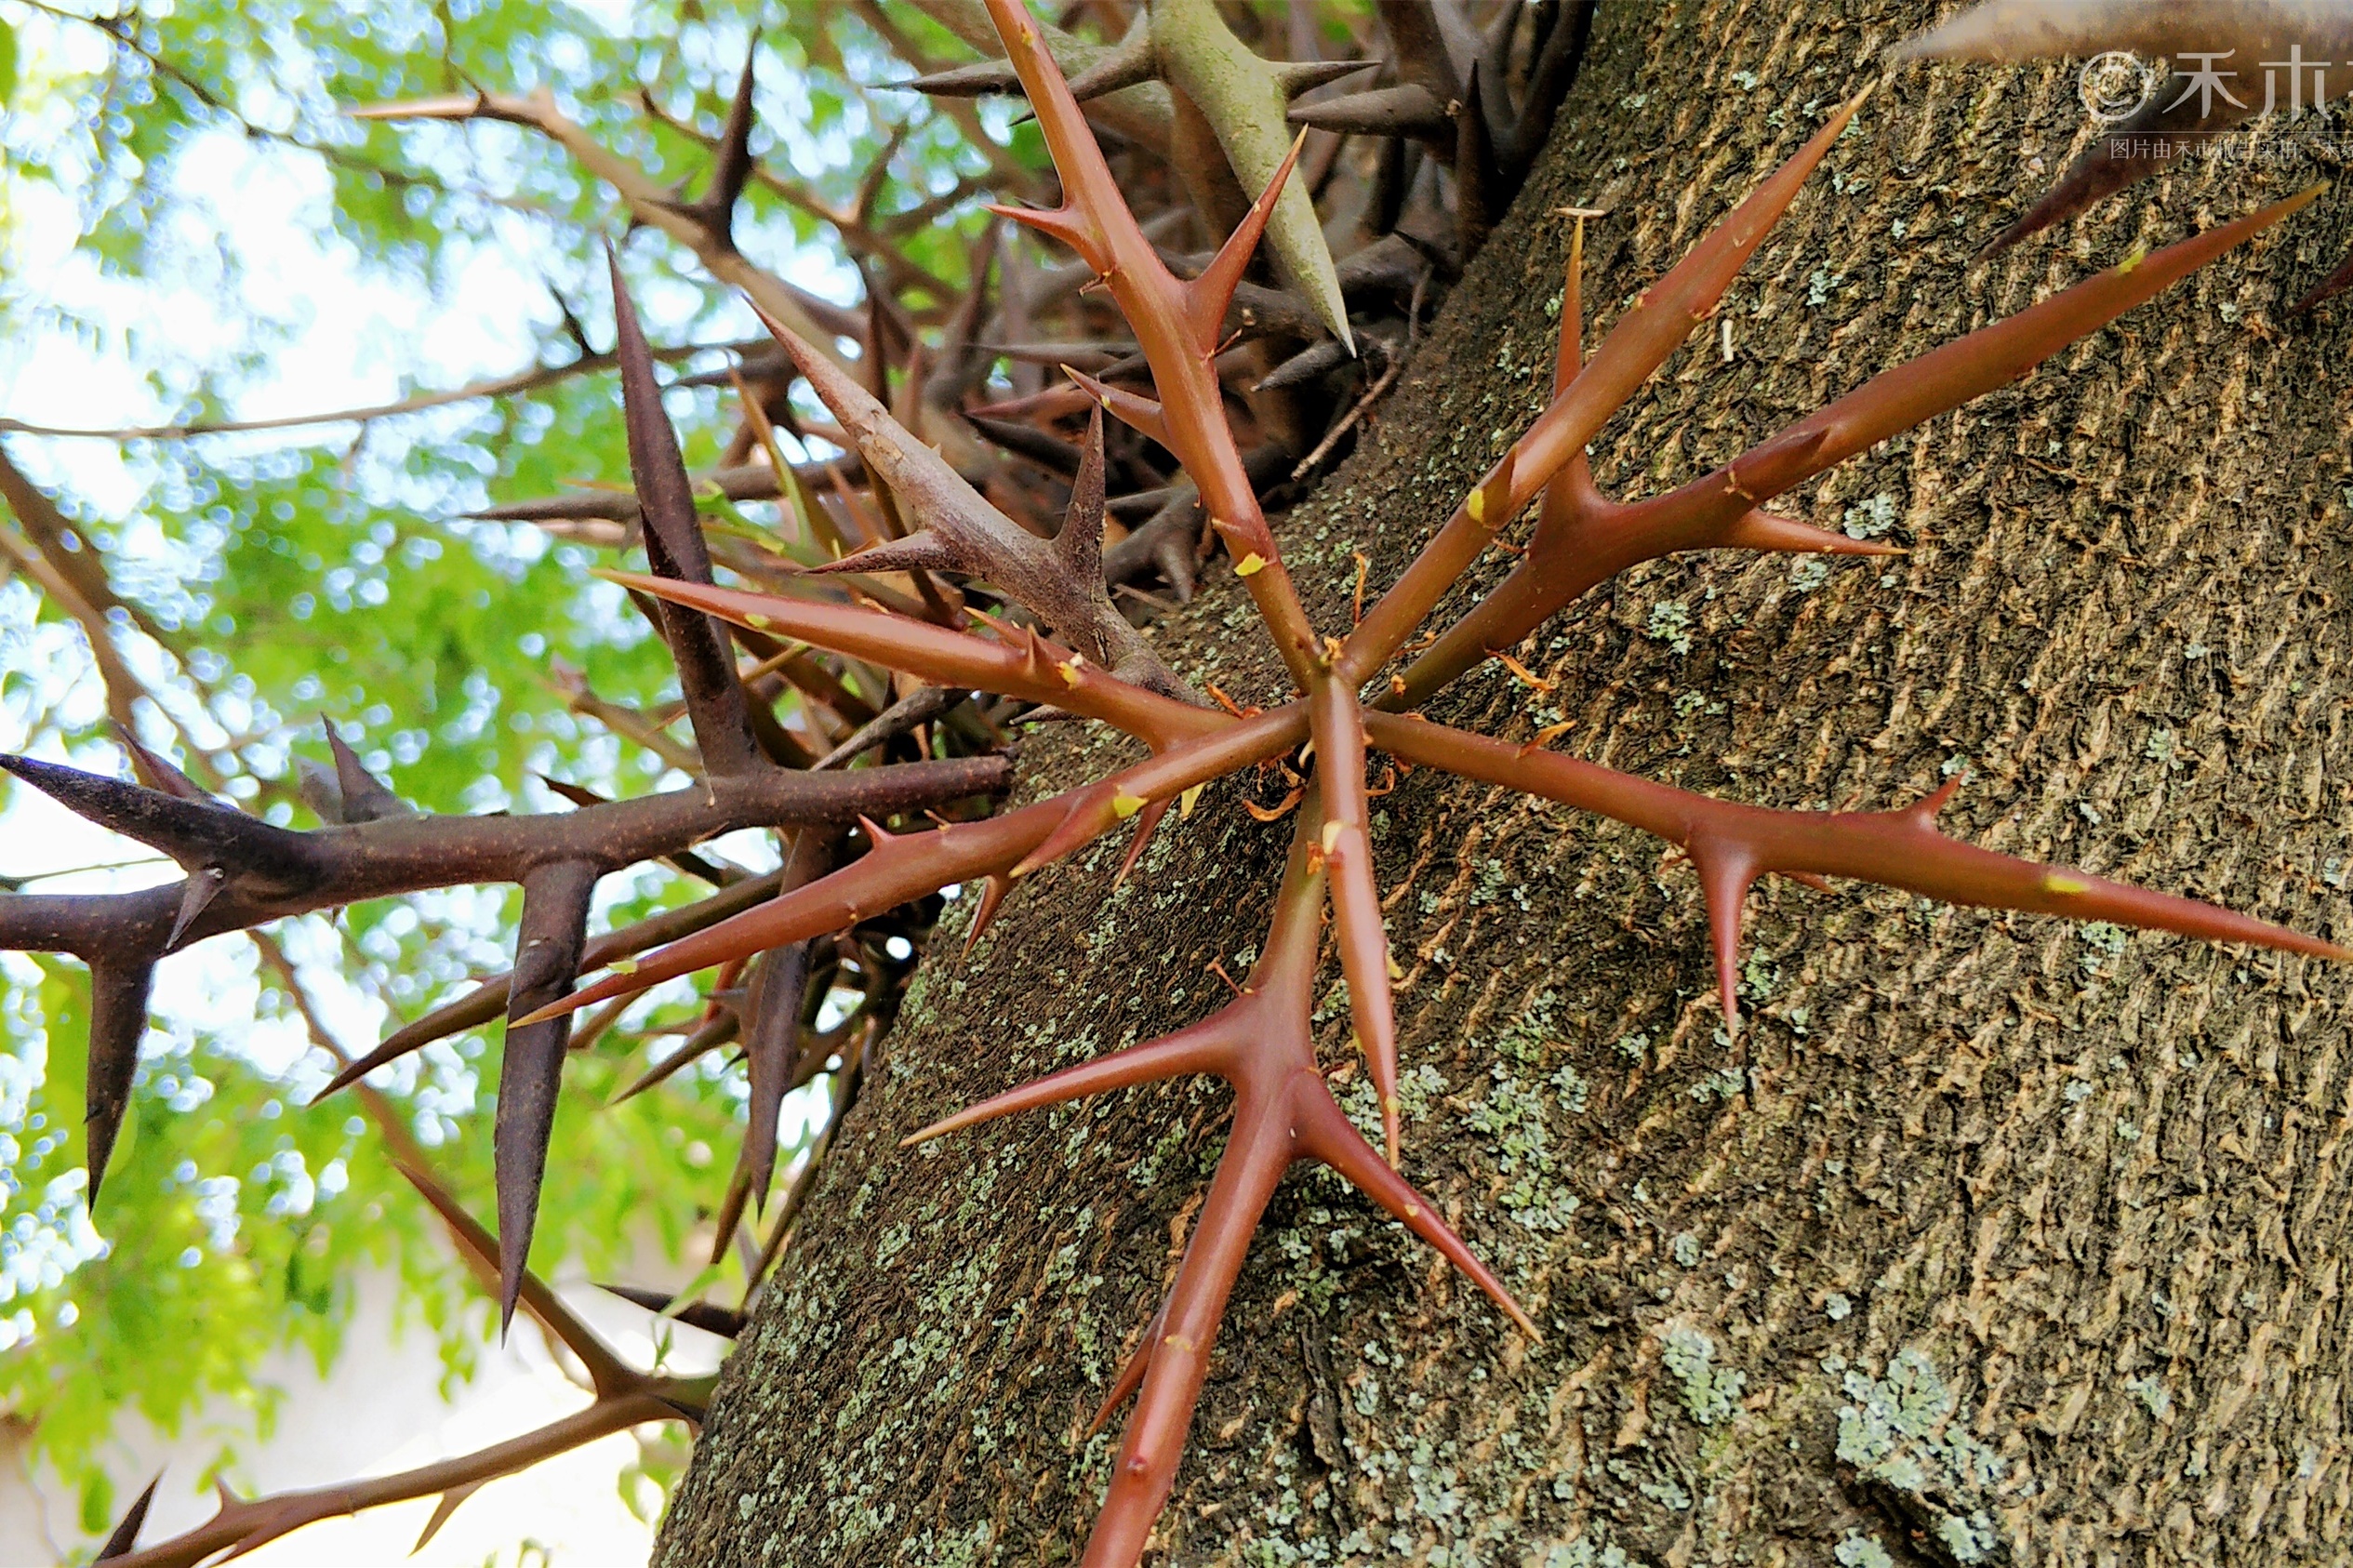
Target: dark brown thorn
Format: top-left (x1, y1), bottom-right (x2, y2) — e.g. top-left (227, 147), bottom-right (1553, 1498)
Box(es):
top-left (83, 961), bottom-right (154, 1207)
top-left (1062, 12), bottom-right (1156, 102)
top-left (1454, 62), bottom-right (1497, 262)
top-left (113, 724), bottom-right (206, 802)
top-left (1381, 0), bottom-right (1464, 99)
top-left (550, 279), bottom-right (599, 359)
top-left (1287, 84), bottom-right (1453, 143)
top-left (605, 245), bottom-right (762, 777)
top-left (411, 1482), bottom-right (485, 1555)
top-left (96, 1470), bottom-right (161, 1560)
top-left (727, 832), bottom-right (829, 1233)
top-left (163, 866), bottom-right (226, 951)
top-left (324, 722), bottom-right (412, 822)
top-left (1272, 59), bottom-right (1384, 98)
top-left (812, 685), bottom-right (960, 771)
top-left (964, 409), bottom-right (1084, 475)
top-left (0, 753), bottom-right (312, 886)
top-left (797, 529), bottom-right (963, 580)
top-left (976, 339), bottom-right (1136, 371)
top-left (597, 1282), bottom-right (747, 1338)
top-left (494, 857), bottom-right (601, 1335)
top-left (857, 258), bottom-right (898, 405)
top-left (1055, 404), bottom-right (1109, 589)
top-left (1514, 0), bottom-right (1598, 173)
top-left (894, 59), bottom-right (1026, 98)
top-left (533, 775), bottom-right (736, 884)
top-left (609, 1013), bottom-right (741, 1105)
top-left (1098, 476), bottom-right (1205, 601)
top-left (318, 989), bottom-right (512, 1100)
top-left (1254, 337), bottom-right (1354, 392)
top-left (1975, 83), bottom-right (2250, 259)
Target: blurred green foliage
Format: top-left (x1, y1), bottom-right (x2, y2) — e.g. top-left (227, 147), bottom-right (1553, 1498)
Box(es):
top-left (0, 0), bottom-right (1010, 1548)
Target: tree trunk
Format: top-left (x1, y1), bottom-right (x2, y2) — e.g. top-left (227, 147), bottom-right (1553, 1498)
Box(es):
top-left (658, 3), bottom-right (2353, 1562)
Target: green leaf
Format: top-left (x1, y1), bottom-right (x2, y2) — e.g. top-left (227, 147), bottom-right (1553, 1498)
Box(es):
top-left (78, 1469), bottom-right (112, 1538)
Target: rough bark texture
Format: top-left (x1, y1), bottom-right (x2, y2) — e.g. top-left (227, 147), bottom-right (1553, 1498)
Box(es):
top-left (658, 3), bottom-right (2353, 1563)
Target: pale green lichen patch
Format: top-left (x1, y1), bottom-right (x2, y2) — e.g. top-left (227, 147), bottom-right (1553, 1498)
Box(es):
top-left (1462, 1066), bottom-right (1582, 1232)
top-left (1645, 600), bottom-right (1693, 653)
top-left (2126, 1372), bottom-right (2174, 1418)
top-left (1660, 1324), bottom-right (1746, 1424)
top-left (1835, 1349), bottom-right (2006, 1561)
top-left (1540, 1542), bottom-right (1632, 1568)
top-left (2077, 920), bottom-right (2129, 977)
top-left (1341, 1062), bottom-right (1447, 1144)
top-left (1841, 492), bottom-right (1899, 539)
top-left (1688, 1066), bottom-right (1745, 1102)
top-left (1834, 1534), bottom-right (1894, 1568)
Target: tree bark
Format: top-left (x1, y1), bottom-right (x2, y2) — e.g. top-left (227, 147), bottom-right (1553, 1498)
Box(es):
top-left (659, 3), bottom-right (2353, 1562)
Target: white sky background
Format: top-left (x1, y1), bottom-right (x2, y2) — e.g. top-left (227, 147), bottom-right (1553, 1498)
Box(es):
top-left (0, 2), bottom-right (876, 1559)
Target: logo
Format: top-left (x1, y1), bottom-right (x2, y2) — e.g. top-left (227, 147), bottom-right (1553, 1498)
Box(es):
top-left (2080, 50), bottom-right (2158, 125)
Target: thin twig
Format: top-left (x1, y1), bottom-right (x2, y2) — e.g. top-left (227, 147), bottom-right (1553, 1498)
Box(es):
top-left (0, 339), bottom-right (755, 443)
top-left (1290, 357), bottom-right (1402, 481)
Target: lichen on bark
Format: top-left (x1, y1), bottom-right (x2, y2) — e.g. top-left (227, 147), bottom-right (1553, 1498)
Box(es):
top-left (658, 3), bottom-right (2353, 1562)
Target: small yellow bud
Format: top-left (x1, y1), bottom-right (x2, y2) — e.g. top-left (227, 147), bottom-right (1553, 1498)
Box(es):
top-left (1111, 792), bottom-right (1147, 819)
top-left (2115, 242), bottom-right (2149, 275)
top-left (610, 958), bottom-right (639, 975)
top-left (1467, 486), bottom-right (1486, 524)
top-left (1321, 820), bottom-right (1343, 853)
top-left (1235, 552), bottom-right (1267, 577)
top-left (1057, 656), bottom-right (1084, 687)
top-left (2043, 873), bottom-right (2091, 896)
top-left (1179, 783), bottom-right (1205, 819)
top-left (745, 613), bottom-right (772, 630)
